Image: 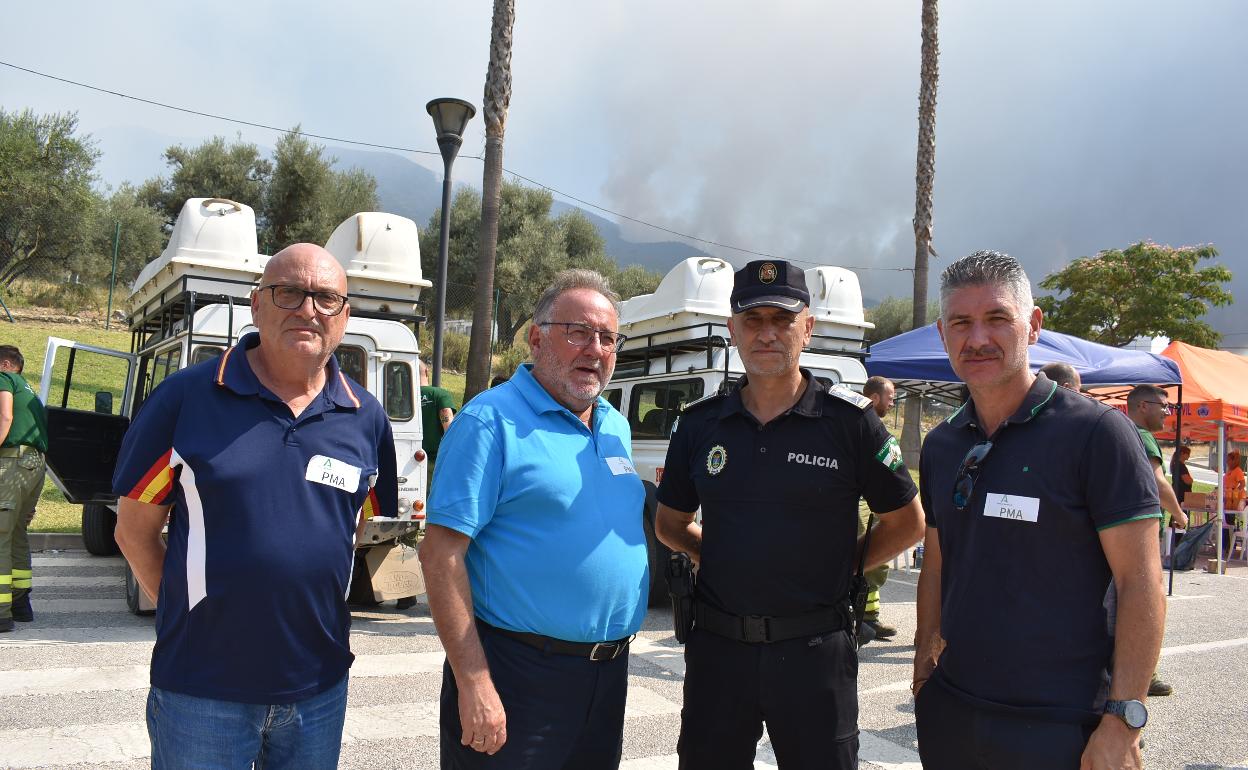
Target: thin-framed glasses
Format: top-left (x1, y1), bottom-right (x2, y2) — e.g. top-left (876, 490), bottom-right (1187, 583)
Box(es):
top-left (1142, 400), bottom-right (1172, 414)
top-left (539, 322), bottom-right (627, 352)
top-left (953, 440), bottom-right (994, 510)
top-left (260, 284), bottom-right (349, 316)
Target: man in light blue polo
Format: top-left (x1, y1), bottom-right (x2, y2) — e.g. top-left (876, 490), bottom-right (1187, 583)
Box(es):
top-left (421, 269), bottom-right (647, 770)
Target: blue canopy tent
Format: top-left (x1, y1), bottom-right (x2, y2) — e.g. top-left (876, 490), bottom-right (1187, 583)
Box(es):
top-left (865, 323), bottom-right (1182, 404)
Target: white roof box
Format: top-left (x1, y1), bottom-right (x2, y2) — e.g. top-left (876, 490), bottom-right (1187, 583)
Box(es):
top-left (129, 198), bottom-right (265, 311)
top-left (324, 213), bottom-right (432, 313)
top-left (618, 257), bottom-right (870, 354)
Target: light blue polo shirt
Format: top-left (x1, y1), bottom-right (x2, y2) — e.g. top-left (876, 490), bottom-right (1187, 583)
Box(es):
top-left (428, 363), bottom-right (648, 642)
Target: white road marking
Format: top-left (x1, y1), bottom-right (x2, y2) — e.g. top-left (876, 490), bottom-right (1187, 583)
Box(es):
top-left (1159, 636), bottom-right (1248, 657)
top-left (31, 555), bottom-right (125, 568)
top-left (27, 575), bottom-right (121, 587)
top-left (0, 680), bottom-right (683, 767)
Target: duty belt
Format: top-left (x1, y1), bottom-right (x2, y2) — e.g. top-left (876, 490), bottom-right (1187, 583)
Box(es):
top-left (478, 619), bottom-right (633, 661)
top-left (0, 445), bottom-right (40, 458)
top-left (694, 600), bottom-right (848, 643)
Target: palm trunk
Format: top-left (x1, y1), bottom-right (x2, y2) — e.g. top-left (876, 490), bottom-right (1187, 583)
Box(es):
top-left (464, 0), bottom-right (516, 402)
top-left (903, 0), bottom-right (939, 468)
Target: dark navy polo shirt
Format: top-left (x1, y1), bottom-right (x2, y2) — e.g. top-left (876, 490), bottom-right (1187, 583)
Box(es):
top-left (657, 369), bottom-right (917, 618)
top-left (112, 332), bottom-right (397, 704)
top-left (919, 373), bottom-right (1160, 716)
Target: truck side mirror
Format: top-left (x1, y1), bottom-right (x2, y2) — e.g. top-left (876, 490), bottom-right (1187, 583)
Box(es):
top-left (94, 391), bottom-right (114, 415)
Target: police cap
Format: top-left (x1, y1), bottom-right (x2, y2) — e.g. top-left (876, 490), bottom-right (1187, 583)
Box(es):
top-left (730, 260), bottom-right (810, 314)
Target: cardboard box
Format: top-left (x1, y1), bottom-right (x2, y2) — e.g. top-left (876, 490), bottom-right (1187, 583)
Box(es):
top-left (1184, 492), bottom-right (1208, 509)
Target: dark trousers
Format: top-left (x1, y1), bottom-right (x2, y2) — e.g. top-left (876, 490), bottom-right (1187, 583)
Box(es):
top-left (440, 624), bottom-right (629, 770)
top-left (677, 626), bottom-right (859, 770)
top-left (916, 676), bottom-right (1096, 770)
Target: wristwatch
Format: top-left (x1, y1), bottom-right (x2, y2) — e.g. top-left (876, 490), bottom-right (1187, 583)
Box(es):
top-left (1104, 699), bottom-right (1148, 729)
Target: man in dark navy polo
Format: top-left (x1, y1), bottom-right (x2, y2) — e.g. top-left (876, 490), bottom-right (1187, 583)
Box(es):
top-left (654, 260), bottom-right (925, 770)
top-left (914, 251), bottom-right (1164, 770)
top-left (113, 243), bottom-right (396, 770)
top-left (421, 269), bottom-right (647, 769)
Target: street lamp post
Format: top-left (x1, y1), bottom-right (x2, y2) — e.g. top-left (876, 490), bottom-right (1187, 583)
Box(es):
top-left (426, 97), bottom-right (477, 387)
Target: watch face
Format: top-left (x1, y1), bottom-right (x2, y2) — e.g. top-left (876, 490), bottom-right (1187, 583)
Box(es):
top-left (1123, 701), bottom-right (1148, 728)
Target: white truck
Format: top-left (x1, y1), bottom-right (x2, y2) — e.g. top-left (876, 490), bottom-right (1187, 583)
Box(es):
top-left (608, 257), bottom-right (872, 603)
top-left (39, 198), bottom-right (432, 614)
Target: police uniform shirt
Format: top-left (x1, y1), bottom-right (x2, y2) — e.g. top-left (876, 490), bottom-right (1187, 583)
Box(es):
top-left (919, 374), bottom-right (1160, 716)
top-left (656, 369), bottom-right (917, 618)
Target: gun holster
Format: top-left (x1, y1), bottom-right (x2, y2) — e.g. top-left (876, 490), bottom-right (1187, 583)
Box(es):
top-left (850, 522), bottom-right (874, 649)
top-left (667, 552), bottom-right (696, 644)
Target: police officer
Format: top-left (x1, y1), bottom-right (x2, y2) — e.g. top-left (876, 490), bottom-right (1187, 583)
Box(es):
top-left (654, 260), bottom-right (925, 769)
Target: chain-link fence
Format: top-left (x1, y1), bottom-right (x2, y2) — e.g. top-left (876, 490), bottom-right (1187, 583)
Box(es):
top-left (417, 282), bottom-right (533, 376)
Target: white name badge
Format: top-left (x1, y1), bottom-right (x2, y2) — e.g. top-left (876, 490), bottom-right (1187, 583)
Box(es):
top-left (305, 454), bottom-right (363, 492)
top-left (983, 492), bottom-right (1040, 523)
top-left (606, 456), bottom-right (637, 476)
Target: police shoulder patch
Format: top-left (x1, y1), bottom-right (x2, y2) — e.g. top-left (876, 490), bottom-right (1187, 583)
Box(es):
top-left (875, 435), bottom-right (904, 472)
top-left (826, 385), bottom-right (873, 411)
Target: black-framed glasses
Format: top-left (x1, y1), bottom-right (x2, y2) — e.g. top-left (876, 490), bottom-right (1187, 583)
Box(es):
top-left (1142, 400), bottom-right (1172, 414)
top-left (953, 440), bottom-right (994, 510)
top-left (539, 322), bottom-right (627, 352)
top-left (260, 284), bottom-right (349, 316)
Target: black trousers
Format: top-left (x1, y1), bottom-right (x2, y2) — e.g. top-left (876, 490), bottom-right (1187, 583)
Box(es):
top-left (440, 624), bottom-right (629, 770)
top-left (678, 626), bottom-right (859, 770)
top-left (915, 676), bottom-right (1097, 770)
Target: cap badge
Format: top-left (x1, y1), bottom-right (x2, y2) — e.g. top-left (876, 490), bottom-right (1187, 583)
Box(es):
top-left (758, 262), bottom-right (777, 284)
top-left (706, 445), bottom-right (728, 476)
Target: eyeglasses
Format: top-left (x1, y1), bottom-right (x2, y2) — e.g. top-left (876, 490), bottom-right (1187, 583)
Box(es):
top-left (539, 322), bottom-right (627, 352)
top-left (260, 284), bottom-right (349, 316)
top-left (953, 440), bottom-right (994, 510)
top-left (1142, 400), bottom-right (1172, 414)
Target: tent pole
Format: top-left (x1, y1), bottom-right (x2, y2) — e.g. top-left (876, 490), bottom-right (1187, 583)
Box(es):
top-left (1216, 421), bottom-right (1226, 575)
top-left (1168, 382), bottom-right (1182, 596)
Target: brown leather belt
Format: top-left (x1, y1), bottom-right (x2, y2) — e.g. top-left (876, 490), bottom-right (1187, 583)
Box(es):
top-left (478, 619), bottom-right (633, 661)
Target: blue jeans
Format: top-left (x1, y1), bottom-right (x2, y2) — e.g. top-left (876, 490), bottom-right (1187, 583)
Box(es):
top-left (147, 676), bottom-right (349, 770)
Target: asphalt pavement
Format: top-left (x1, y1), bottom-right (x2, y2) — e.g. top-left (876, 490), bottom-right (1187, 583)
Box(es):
top-left (2, 550), bottom-right (1246, 769)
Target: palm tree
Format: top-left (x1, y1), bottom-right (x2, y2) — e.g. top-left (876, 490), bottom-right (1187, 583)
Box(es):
top-left (902, 0), bottom-right (939, 467)
top-left (464, 0), bottom-right (516, 402)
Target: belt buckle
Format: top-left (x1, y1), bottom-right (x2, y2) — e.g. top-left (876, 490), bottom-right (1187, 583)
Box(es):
top-left (589, 641), bottom-right (618, 661)
top-left (742, 615), bottom-right (770, 643)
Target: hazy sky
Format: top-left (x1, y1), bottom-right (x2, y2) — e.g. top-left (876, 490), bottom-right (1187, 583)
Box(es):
top-left (3, 1), bottom-right (1245, 343)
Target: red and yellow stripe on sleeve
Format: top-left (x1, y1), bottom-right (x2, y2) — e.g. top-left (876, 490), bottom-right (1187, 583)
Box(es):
top-left (128, 449), bottom-right (175, 504)
top-left (360, 488), bottom-right (380, 520)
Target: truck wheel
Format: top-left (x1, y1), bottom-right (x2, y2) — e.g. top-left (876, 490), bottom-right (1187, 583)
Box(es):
top-left (125, 561), bottom-right (155, 616)
top-left (642, 484), bottom-right (672, 608)
top-left (82, 503), bottom-right (120, 556)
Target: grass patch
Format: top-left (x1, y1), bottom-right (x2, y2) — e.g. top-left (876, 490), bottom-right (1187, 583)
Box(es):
top-left (30, 480), bottom-right (81, 533)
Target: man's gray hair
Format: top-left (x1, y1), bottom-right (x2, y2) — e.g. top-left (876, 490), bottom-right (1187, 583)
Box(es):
top-left (532, 269), bottom-right (620, 325)
top-left (939, 250), bottom-right (1034, 319)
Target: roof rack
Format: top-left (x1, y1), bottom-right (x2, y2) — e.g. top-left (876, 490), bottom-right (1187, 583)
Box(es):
top-left (613, 320), bottom-right (866, 380)
top-left (128, 273), bottom-right (425, 356)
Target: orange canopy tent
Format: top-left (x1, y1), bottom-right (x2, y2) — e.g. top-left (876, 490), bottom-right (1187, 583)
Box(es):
top-left (1159, 341), bottom-right (1248, 443)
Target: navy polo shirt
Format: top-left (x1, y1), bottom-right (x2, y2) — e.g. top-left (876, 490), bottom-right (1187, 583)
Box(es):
top-left (920, 374), bottom-right (1160, 717)
top-left (427, 363), bottom-right (648, 643)
top-left (657, 370), bottom-right (917, 618)
top-left (112, 332), bottom-right (397, 704)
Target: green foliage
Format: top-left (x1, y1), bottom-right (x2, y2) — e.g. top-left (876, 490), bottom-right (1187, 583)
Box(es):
top-left (422, 179), bottom-right (662, 341)
top-left (0, 109), bottom-right (100, 287)
top-left (440, 331), bottom-right (472, 372)
top-left (137, 135), bottom-right (271, 223)
top-left (138, 129), bottom-right (379, 255)
top-left (72, 184), bottom-right (167, 286)
top-left (495, 341), bottom-right (530, 378)
top-left (865, 297), bottom-right (940, 344)
top-left (1036, 241), bottom-right (1232, 347)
